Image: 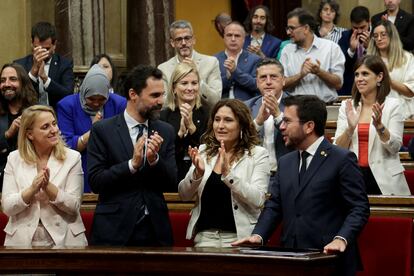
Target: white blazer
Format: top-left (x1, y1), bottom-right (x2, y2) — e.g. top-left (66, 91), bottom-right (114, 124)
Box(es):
top-left (1, 148), bottom-right (87, 246)
top-left (334, 97), bottom-right (410, 195)
top-left (178, 145), bottom-right (270, 240)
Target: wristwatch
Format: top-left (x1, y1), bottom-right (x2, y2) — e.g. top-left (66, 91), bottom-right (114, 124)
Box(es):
top-left (377, 126), bottom-right (386, 135)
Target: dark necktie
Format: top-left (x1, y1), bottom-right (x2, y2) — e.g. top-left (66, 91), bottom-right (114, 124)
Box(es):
top-left (357, 44), bottom-right (364, 59)
top-left (136, 124), bottom-right (146, 142)
top-left (299, 151), bottom-right (310, 185)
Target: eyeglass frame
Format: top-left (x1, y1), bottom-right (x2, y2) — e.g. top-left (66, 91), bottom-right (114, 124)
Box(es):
top-left (172, 35), bottom-right (193, 44)
top-left (285, 25), bottom-right (305, 32)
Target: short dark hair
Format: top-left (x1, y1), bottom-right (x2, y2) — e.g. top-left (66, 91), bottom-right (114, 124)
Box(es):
top-left (351, 55), bottom-right (390, 107)
top-left (317, 0), bottom-right (341, 25)
top-left (244, 5), bottom-right (275, 33)
top-left (350, 6), bottom-right (370, 24)
top-left (31, 22), bottom-right (56, 43)
top-left (256, 58), bottom-right (284, 76)
top-left (282, 95), bottom-right (327, 137)
top-left (121, 65), bottom-right (163, 100)
top-left (90, 53), bottom-right (117, 88)
top-left (287, 8), bottom-right (318, 34)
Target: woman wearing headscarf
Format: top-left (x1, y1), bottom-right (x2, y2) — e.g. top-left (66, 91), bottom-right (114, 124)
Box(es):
top-left (56, 64), bottom-right (126, 192)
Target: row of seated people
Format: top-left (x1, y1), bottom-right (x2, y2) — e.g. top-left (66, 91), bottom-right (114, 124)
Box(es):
top-left (0, 57), bottom-right (411, 275)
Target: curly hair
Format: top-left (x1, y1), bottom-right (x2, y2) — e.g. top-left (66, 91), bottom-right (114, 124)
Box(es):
top-left (201, 99), bottom-right (259, 164)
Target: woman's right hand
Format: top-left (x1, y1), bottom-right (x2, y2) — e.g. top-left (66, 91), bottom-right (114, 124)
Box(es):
top-left (188, 146), bottom-right (204, 179)
top-left (345, 99), bottom-right (360, 132)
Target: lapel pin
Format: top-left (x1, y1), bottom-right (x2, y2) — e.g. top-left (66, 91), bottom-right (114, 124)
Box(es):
top-left (320, 150), bottom-right (328, 157)
top-left (54, 62), bottom-right (57, 65)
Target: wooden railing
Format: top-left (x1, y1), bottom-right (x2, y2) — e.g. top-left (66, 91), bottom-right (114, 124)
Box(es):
top-left (81, 193), bottom-right (414, 217)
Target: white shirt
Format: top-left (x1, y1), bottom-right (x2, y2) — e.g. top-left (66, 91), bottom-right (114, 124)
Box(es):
top-left (299, 136), bottom-right (324, 171)
top-left (250, 33), bottom-right (265, 47)
top-left (280, 35), bottom-right (345, 103)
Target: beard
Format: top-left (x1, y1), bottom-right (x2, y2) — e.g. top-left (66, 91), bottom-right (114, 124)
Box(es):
top-left (139, 104), bottom-right (162, 120)
top-left (1, 88), bottom-right (16, 101)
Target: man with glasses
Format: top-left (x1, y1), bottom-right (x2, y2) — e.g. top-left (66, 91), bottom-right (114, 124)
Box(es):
top-left (158, 20), bottom-right (222, 110)
top-left (371, 0), bottom-right (414, 51)
top-left (215, 21), bottom-right (260, 101)
top-left (338, 6), bottom-right (371, 95)
top-left (234, 95), bottom-right (370, 276)
top-left (245, 58), bottom-right (290, 177)
top-left (280, 8), bottom-right (345, 104)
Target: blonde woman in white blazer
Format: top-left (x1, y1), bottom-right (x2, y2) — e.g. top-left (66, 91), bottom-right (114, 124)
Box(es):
top-left (334, 56), bottom-right (410, 195)
top-left (179, 99), bottom-right (270, 247)
top-left (1, 105), bottom-right (87, 246)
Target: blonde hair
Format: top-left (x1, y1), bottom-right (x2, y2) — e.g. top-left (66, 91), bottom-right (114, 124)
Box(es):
top-left (367, 20), bottom-right (406, 71)
top-left (165, 62), bottom-right (202, 111)
top-left (18, 105), bottom-right (66, 164)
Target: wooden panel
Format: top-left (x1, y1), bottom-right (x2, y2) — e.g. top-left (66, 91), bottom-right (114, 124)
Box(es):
top-left (0, 247), bottom-right (337, 275)
top-left (104, 0), bottom-right (127, 68)
top-left (175, 0), bottom-right (230, 56)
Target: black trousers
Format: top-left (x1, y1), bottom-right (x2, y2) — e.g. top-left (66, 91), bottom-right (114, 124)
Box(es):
top-left (360, 166), bottom-right (381, 195)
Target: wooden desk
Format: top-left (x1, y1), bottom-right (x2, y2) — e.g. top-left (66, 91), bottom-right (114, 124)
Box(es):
top-left (0, 247), bottom-right (337, 275)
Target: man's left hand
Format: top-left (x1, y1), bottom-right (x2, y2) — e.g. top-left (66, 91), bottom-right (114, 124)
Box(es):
top-left (146, 132), bottom-right (163, 163)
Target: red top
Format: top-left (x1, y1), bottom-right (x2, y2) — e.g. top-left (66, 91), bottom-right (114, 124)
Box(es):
top-left (358, 123), bottom-right (370, 167)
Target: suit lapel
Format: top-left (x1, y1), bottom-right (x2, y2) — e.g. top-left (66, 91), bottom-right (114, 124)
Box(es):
top-left (48, 54), bottom-right (58, 79)
top-left (116, 115), bottom-right (134, 157)
top-left (295, 139), bottom-right (331, 198)
top-left (47, 154), bottom-right (63, 185)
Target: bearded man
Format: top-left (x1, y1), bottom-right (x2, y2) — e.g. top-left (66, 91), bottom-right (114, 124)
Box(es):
top-left (0, 63), bottom-right (38, 188)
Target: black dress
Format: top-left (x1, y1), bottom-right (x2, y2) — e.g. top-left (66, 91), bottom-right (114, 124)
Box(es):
top-left (160, 106), bottom-right (209, 189)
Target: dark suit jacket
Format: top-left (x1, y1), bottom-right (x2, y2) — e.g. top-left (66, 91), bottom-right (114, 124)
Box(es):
top-left (0, 113), bottom-right (17, 190)
top-left (372, 9), bottom-right (414, 51)
top-left (253, 138), bottom-right (370, 276)
top-left (244, 93), bottom-right (290, 161)
top-left (57, 93), bottom-right (127, 193)
top-left (160, 106), bottom-right (208, 187)
top-left (215, 50), bottom-right (260, 101)
top-left (243, 33), bottom-right (282, 58)
top-left (337, 30), bottom-right (356, 96)
top-left (87, 114), bottom-right (177, 246)
top-left (14, 53), bottom-right (74, 110)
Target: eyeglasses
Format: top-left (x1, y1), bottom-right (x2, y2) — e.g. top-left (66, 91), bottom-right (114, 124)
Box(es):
top-left (373, 32), bottom-right (388, 40)
top-left (285, 25), bottom-right (304, 32)
top-left (173, 36), bottom-right (193, 43)
top-left (281, 117), bottom-right (304, 125)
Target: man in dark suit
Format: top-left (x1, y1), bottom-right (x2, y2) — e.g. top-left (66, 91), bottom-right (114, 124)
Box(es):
top-left (338, 6), bottom-right (370, 95)
top-left (234, 95), bottom-right (370, 276)
top-left (87, 65), bottom-right (177, 246)
top-left (14, 21), bottom-right (74, 110)
top-left (371, 0), bottom-right (414, 51)
top-left (216, 21), bottom-right (260, 101)
top-left (245, 58), bottom-right (290, 175)
top-left (243, 5), bottom-right (282, 58)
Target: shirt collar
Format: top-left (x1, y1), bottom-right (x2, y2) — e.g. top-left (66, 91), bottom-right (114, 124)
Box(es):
top-left (124, 110), bottom-right (148, 130)
top-left (225, 49), bottom-right (243, 59)
top-left (301, 136), bottom-right (324, 157)
top-left (250, 33), bottom-right (265, 41)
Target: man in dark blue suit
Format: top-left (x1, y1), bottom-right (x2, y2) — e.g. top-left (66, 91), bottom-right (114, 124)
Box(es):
top-left (371, 0), bottom-right (414, 51)
top-left (338, 6), bottom-right (370, 96)
top-left (215, 21), bottom-right (260, 101)
top-left (14, 22), bottom-right (74, 110)
top-left (87, 65), bottom-right (177, 246)
top-left (234, 95), bottom-right (370, 276)
top-left (245, 58), bottom-right (290, 175)
top-left (243, 5), bottom-right (282, 58)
